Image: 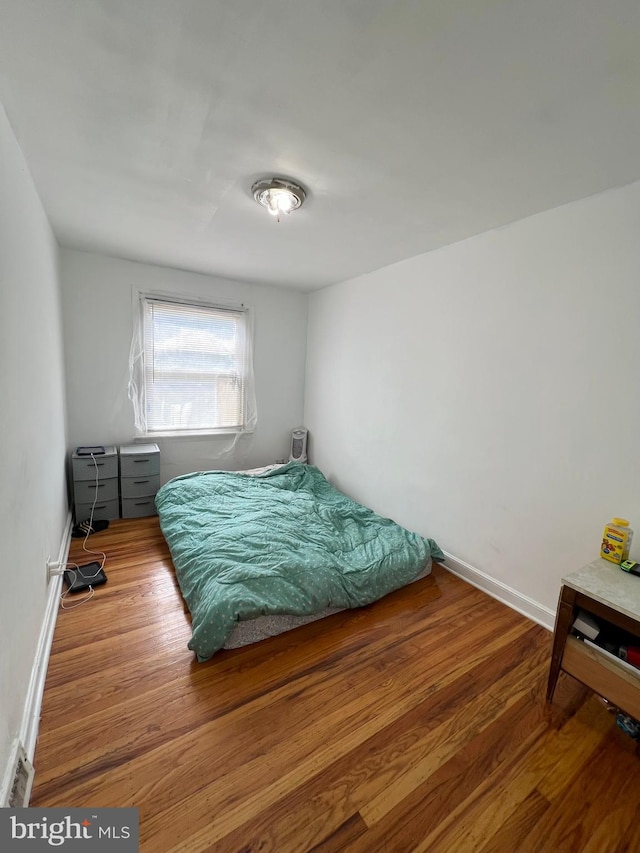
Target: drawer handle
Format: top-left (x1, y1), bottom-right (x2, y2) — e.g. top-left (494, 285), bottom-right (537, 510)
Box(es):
top-left (135, 501), bottom-right (151, 506)
top-left (134, 459), bottom-right (150, 463)
top-left (133, 479), bottom-right (149, 484)
top-left (95, 483), bottom-right (105, 488)
top-left (94, 504), bottom-right (107, 510)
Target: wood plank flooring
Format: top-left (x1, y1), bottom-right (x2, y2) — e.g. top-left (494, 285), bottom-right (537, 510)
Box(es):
top-left (30, 518), bottom-right (640, 852)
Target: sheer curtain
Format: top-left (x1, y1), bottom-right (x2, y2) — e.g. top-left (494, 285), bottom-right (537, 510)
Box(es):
top-left (128, 294), bottom-right (257, 440)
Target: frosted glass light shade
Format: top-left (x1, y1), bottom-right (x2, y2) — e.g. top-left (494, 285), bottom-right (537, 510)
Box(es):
top-left (252, 178), bottom-right (306, 218)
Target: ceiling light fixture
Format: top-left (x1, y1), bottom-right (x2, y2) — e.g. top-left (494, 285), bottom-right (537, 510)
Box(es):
top-left (252, 177), bottom-right (306, 221)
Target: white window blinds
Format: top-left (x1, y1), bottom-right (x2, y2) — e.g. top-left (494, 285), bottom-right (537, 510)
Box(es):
top-left (129, 296), bottom-right (256, 436)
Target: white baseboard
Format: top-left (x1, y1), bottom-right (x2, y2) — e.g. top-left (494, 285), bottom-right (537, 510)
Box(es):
top-left (443, 550), bottom-right (555, 632)
top-left (21, 511), bottom-right (72, 761)
top-left (1, 513), bottom-right (72, 806)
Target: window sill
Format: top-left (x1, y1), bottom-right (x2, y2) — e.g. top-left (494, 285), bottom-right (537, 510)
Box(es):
top-left (136, 429), bottom-right (255, 439)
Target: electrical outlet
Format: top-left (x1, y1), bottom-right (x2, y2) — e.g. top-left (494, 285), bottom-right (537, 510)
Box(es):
top-left (46, 556), bottom-right (64, 580)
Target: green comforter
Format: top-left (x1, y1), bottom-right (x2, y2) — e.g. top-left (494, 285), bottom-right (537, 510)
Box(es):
top-left (156, 462), bottom-right (443, 661)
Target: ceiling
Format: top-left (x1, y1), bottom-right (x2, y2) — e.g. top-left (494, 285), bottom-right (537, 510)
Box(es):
top-left (1, 0), bottom-right (640, 291)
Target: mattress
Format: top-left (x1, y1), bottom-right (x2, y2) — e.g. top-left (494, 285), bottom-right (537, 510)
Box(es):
top-left (156, 462), bottom-right (443, 661)
top-left (222, 559), bottom-right (432, 649)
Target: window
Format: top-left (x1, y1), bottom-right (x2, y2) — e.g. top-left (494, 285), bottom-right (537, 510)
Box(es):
top-left (129, 295), bottom-right (256, 436)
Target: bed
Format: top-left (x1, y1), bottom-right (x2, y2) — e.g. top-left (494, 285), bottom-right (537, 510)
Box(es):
top-left (155, 462), bottom-right (444, 661)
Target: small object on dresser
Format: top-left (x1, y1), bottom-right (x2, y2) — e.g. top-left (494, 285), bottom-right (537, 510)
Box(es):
top-left (618, 645), bottom-right (640, 668)
top-left (600, 518), bottom-right (634, 564)
top-left (620, 560), bottom-right (640, 576)
top-left (572, 609), bottom-right (600, 641)
top-left (76, 445), bottom-right (106, 456)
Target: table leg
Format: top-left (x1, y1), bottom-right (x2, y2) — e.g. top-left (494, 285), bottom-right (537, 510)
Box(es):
top-left (546, 585), bottom-right (577, 703)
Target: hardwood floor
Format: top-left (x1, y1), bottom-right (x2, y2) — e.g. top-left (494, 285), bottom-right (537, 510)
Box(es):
top-left (30, 518), bottom-right (640, 852)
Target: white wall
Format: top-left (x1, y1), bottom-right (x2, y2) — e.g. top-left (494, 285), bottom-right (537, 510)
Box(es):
top-left (305, 180), bottom-right (640, 617)
top-left (61, 249), bottom-right (308, 481)
top-left (0, 106), bottom-right (68, 786)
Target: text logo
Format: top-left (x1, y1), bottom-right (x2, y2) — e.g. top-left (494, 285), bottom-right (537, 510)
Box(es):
top-left (1, 809), bottom-right (138, 850)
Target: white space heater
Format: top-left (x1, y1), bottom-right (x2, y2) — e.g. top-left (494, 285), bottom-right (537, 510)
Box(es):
top-left (289, 427), bottom-right (308, 463)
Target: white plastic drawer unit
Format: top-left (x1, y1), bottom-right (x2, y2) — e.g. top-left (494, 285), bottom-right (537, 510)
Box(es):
top-left (72, 450), bottom-right (118, 482)
top-left (121, 496), bottom-right (158, 518)
top-left (76, 499), bottom-right (120, 522)
top-left (71, 445), bottom-right (120, 521)
top-left (119, 445), bottom-right (161, 478)
top-left (74, 477), bottom-right (119, 503)
top-left (121, 475), bottom-right (160, 499)
top-left (119, 444), bottom-right (161, 518)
